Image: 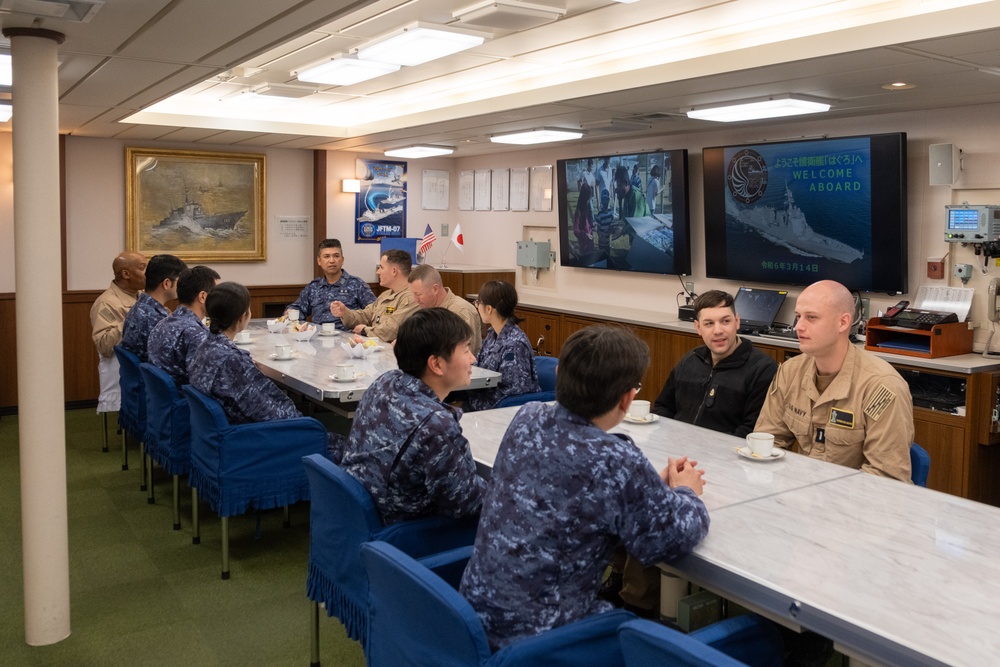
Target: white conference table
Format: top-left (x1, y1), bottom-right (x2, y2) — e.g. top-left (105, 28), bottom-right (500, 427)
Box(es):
top-left (461, 405), bottom-right (1000, 667)
top-left (243, 319), bottom-right (500, 411)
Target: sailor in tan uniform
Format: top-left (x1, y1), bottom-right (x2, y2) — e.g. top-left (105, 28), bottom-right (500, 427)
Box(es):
top-left (331, 249), bottom-right (418, 343)
top-left (755, 280), bottom-right (913, 482)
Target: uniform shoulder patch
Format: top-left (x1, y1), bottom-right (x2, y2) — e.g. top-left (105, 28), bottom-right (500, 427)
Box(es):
top-left (863, 384), bottom-right (896, 421)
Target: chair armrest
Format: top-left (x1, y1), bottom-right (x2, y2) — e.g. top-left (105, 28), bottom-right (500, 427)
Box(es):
top-left (495, 391), bottom-right (555, 408)
top-left (491, 609), bottom-right (634, 667)
top-left (417, 545), bottom-right (473, 588)
top-left (689, 614), bottom-right (783, 666)
top-left (376, 514), bottom-right (479, 560)
top-left (217, 417), bottom-right (328, 481)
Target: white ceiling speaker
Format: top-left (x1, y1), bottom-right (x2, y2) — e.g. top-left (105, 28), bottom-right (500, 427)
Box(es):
top-left (453, 0), bottom-right (565, 31)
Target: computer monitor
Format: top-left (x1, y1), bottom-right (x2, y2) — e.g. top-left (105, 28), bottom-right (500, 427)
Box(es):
top-left (734, 287), bottom-right (788, 332)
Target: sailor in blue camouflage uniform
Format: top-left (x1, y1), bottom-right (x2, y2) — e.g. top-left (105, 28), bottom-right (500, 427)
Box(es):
top-left (120, 254), bottom-right (186, 362)
top-left (464, 280), bottom-right (539, 411)
top-left (148, 266), bottom-right (219, 389)
top-left (286, 239), bottom-right (375, 327)
top-left (460, 325), bottom-right (709, 650)
top-left (342, 308), bottom-right (485, 524)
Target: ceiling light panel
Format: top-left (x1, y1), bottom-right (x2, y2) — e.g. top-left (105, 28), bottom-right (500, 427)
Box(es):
top-left (295, 56), bottom-right (400, 86)
top-left (686, 95), bottom-right (831, 122)
top-left (357, 22), bottom-right (490, 67)
top-left (491, 128), bottom-right (582, 144)
top-left (384, 145), bottom-right (455, 158)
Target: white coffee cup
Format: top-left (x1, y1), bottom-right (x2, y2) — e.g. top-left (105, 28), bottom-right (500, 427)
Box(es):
top-left (234, 331), bottom-right (251, 344)
top-left (336, 362), bottom-right (354, 380)
top-left (630, 399), bottom-right (650, 420)
top-left (321, 322), bottom-right (336, 335)
top-left (287, 308), bottom-right (300, 321)
top-left (746, 432), bottom-right (775, 458)
top-left (275, 343), bottom-right (292, 359)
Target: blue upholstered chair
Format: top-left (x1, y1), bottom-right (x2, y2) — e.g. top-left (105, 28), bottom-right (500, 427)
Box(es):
top-left (114, 345), bottom-right (148, 485)
top-left (140, 362), bottom-right (192, 530)
top-left (359, 540), bottom-right (634, 667)
top-left (910, 442), bottom-right (930, 487)
top-left (618, 616), bottom-right (784, 667)
top-left (303, 454), bottom-right (479, 664)
top-left (494, 355), bottom-right (558, 408)
top-left (182, 385), bottom-right (328, 579)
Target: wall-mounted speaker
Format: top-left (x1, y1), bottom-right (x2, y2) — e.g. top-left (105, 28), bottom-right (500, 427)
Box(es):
top-left (929, 143), bottom-right (960, 186)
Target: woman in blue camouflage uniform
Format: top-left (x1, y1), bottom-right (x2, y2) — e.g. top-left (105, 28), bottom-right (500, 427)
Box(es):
top-left (464, 280), bottom-right (539, 412)
top-left (189, 282), bottom-right (302, 426)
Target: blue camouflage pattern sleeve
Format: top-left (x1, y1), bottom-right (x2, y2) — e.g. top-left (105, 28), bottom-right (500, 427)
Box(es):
top-left (465, 319), bottom-right (540, 411)
top-left (121, 292), bottom-right (170, 362)
top-left (148, 306), bottom-right (207, 388)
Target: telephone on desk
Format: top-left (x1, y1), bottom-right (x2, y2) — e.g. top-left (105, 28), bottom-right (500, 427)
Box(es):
top-left (880, 308), bottom-right (959, 330)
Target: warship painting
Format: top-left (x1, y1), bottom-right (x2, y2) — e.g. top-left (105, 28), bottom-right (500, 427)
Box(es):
top-left (726, 185), bottom-right (863, 264)
top-left (157, 195), bottom-right (246, 231)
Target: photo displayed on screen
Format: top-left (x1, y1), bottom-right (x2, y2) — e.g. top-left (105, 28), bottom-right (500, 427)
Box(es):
top-left (558, 149), bottom-right (690, 276)
top-left (704, 133), bottom-right (907, 294)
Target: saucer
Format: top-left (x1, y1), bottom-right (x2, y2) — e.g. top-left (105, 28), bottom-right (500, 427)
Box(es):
top-left (318, 331), bottom-right (339, 337)
top-left (234, 338), bottom-right (253, 345)
top-left (329, 372), bottom-right (359, 383)
top-left (623, 413), bottom-right (659, 425)
top-left (270, 353), bottom-right (293, 361)
top-left (736, 446), bottom-right (785, 462)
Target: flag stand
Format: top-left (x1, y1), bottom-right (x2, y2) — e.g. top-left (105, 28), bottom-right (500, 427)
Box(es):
top-left (439, 244), bottom-right (451, 268)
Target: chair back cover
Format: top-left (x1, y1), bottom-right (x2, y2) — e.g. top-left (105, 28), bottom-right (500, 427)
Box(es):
top-left (182, 385), bottom-right (325, 517)
top-left (910, 442), bottom-right (931, 487)
top-left (114, 345), bottom-right (146, 437)
top-left (360, 540), bottom-right (493, 667)
top-left (303, 454), bottom-right (479, 647)
top-left (140, 362), bottom-right (191, 475)
top-left (620, 615), bottom-right (783, 667)
top-left (534, 356), bottom-right (558, 392)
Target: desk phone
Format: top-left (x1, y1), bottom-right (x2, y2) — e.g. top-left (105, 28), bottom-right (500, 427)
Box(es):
top-left (880, 309), bottom-right (958, 330)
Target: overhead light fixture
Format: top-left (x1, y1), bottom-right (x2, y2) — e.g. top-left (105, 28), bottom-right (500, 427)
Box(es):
top-left (491, 128), bottom-right (583, 145)
top-left (609, 0), bottom-right (640, 3)
top-left (384, 145), bottom-right (455, 159)
top-left (342, 179), bottom-right (361, 193)
top-left (295, 54), bottom-right (400, 86)
top-left (249, 83), bottom-right (315, 99)
top-left (0, 103), bottom-right (11, 122)
top-left (221, 89), bottom-right (291, 110)
top-left (686, 95), bottom-right (831, 122)
top-left (453, 0), bottom-right (565, 31)
top-left (357, 22), bottom-right (490, 67)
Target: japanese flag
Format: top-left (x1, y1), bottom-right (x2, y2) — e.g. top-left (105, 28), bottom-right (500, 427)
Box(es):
top-left (452, 224), bottom-right (464, 251)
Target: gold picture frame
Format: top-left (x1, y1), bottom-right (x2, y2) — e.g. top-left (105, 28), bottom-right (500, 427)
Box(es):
top-left (126, 147), bottom-right (266, 262)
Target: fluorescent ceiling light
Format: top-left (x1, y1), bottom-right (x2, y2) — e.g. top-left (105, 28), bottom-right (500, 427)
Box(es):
top-left (0, 103), bottom-right (10, 122)
top-left (384, 145), bottom-right (455, 158)
top-left (221, 89), bottom-right (292, 110)
top-left (357, 22), bottom-right (490, 67)
top-left (609, 0), bottom-right (640, 3)
top-left (491, 128), bottom-right (583, 145)
top-left (295, 55), bottom-right (400, 86)
top-left (686, 95), bottom-right (831, 122)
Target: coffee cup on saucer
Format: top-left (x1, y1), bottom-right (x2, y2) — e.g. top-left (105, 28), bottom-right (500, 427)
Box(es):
top-left (745, 432), bottom-right (775, 458)
top-left (275, 343), bottom-right (292, 360)
top-left (321, 322), bottom-right (336, 335)
top-left (287, 308), bottom-right (300, 322)
top-left (234, 331), bottom-right (251, 344)
top-left (335, 362), bottom-right (354, 381)
top-left (629, 399), bottom-right (650, 421)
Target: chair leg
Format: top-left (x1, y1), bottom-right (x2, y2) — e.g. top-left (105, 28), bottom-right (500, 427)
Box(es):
top-left (146, 453), bottom-right (155, 504)
top-left (121, 429), bottom-right (129, 471)
top-left (139, 441), bottom-right (148, 492)
top-left (283, 505), bottom-right (290, 528)
top-left (310, 600), bottom-right (321, 667)
top-left (172, 475), bottom-right (181, 530)
top-left (192, 487), bottom-right (200, 545)
top-left (221, 516), bottom-right (230, 580)
top-left (102, 412), bottom-right (110, 453)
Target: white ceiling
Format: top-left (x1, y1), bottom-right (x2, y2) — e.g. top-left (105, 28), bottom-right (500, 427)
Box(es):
top-left (1, 0), bottom-right (1000, 156)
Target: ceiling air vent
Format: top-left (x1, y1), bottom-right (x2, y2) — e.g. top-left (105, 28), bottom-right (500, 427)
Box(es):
top-left (454, 0), bottom-right (565, 31)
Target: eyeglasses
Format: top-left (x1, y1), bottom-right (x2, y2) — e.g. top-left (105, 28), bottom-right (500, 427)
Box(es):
top-left (634, 382), bottom-right (642, 394)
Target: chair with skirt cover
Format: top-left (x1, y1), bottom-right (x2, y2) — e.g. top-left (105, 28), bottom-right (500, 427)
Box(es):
top-left (910, 442), bottom-right (931, 487)
top-left (494, 355), bottom-right (558, 408)
top-left (140, 362), bottom-right (192, 530)
top-left (114, 345), bottom-right (149, 489)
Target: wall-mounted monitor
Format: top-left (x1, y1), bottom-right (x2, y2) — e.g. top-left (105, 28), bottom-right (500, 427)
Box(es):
top-left (557, 149), bottom-right (691, 276)
top-left (703, 133), bottom-right (908, 294)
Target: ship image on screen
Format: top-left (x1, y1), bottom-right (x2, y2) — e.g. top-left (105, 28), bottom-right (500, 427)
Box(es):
top-left (557, 149), bottom-right (690, 276)
top-left (703, 133), bottom-right (907, 294)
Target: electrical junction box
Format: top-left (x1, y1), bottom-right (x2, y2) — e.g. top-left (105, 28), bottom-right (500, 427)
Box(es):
top-left (676, 590), bottom-right (722, 632)
top-left (516, 240), bottom-right (551, 269)
top-left (944, 205), bottom-right (1000, 242)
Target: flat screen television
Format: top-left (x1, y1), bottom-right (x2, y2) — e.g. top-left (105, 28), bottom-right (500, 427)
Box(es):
top-left (703, 133), bottom-right (908, 294)
top-left (557, 149), bottom-right (691, 276)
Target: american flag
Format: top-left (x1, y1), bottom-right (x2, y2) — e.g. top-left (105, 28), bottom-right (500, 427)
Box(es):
top-left (418, 224), bottom-right (436, 255)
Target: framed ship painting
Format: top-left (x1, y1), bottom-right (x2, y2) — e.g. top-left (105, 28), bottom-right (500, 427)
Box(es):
top-left (126, 148), bottom-right (266, 262)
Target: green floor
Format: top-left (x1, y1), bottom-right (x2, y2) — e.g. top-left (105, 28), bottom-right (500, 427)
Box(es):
top-left (0, 409), bottom-right (365, 666)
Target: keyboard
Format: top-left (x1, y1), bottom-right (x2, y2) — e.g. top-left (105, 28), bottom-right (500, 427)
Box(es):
top-left (757, 329), bottom-right (799, 341)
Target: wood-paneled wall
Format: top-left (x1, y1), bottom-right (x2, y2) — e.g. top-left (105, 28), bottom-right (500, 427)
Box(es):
top-left (1, 284), bottom-right (305, 410)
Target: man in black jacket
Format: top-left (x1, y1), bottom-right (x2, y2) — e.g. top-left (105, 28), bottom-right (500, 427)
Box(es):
top-left (652, 290), bottom-right (778, 435)
top-left (605, 290), bottom-right (778, 619)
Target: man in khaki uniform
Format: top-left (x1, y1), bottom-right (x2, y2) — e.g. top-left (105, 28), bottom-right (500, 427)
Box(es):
top-left (755, 280), bottom-right (913, 481)
top-left (331, 249), bottom-right (418, 343)
top-left (407, 264), bottom-right (483, 354)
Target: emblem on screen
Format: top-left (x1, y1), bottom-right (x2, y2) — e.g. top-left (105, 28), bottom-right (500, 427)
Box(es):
top-left (727, 149), bottom-right (768, 204)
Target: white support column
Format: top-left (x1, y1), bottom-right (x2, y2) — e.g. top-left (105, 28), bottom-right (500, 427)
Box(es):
top-left (4, 26), bottom-right (71, 646)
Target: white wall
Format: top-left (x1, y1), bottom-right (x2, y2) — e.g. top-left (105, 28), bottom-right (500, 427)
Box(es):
top-left (62, 136), bottom-right (315, 291)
